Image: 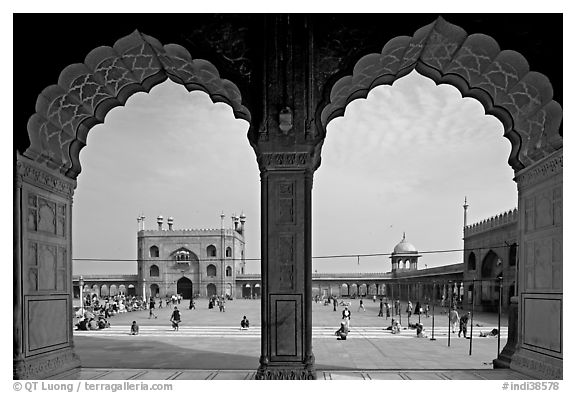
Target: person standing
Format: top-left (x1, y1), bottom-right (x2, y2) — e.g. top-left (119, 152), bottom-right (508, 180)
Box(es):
top-left (449, 307), bottom-right (460, 333)
top-left (458, 311), bottom-right (471, 338)
top-left (378, 298), bottom-right (384, 317)
top-left (385, 302), bottom-right (391, 319)
top-left (148, 297), bottom-right (157, 319)
top-left (406, 301), bottom-right (413, 318)
top-left (333, 297), bottom-right (338, 312)
top-left (170, 306), bottom-right (181, 331)
top-left (189, 298), bottom-right (195, 310)
top-left (358, 298), bottom-right (366, 312)
top-left (342, 306), bottom-right (351, 330)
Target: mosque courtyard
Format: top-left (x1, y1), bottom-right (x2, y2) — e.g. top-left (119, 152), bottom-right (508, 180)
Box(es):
top-left (63, 298), bottom-right (524, 379)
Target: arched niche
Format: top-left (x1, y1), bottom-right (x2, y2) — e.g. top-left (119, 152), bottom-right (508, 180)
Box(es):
top-left (319, 16), bottom-right (562, 172)
top-left (23, 30), bottom-right (251, 180)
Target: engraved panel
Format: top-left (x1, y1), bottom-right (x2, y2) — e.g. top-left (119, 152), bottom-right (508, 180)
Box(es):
top-left (524, 241), bottom-right (535, 291)
top-left (27, 242), bottom-right (38, 292)
top-left (524, 197), bottom-right (534, 233)
top-left (270, 294), bottom-right (302, 361)
top-left (57, 247), bottom-right (67, 291)
top-left (534, 238), bottom-right (552, 290)
top-left (523, 295), bottom-right (562, 356)
top-left (552, 186), bottom-right (562, 225)
top-left (277, 182), bottom-right (295, 224)
top-left (27, 194), bottom-right (37, 231)
top-left (26, 297), bottom-right (69, 355)
top-left (38, 244), bottom-right (57, 291)
top-left (38, 198), bottom-right (56, 234)
top-left (534, 192), bottom-right (552, 229)
top-left (552, 238), bottom-right (562, 290)
top-left (278, 235), bottom-right (295, 291)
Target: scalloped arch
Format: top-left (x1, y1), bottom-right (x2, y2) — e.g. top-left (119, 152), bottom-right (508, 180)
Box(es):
top-left (24, 30), bottom-right (251, 179)
top-left (320, 17), bottom-right (562, 172)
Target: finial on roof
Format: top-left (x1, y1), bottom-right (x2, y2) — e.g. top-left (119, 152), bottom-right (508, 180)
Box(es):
top-left (402, 232), bottom-right (406, 241)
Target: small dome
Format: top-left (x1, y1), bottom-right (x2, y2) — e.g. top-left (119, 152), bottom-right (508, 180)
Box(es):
top-left (393, 233), bottom-right (417, 254)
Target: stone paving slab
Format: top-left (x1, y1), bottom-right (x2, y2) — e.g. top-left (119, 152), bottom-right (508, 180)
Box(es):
top-left (52, 368), bottom-right (533, 380)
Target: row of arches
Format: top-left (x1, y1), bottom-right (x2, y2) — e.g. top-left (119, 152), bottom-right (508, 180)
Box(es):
top-left (467, 246), bottom-right (517, 272)
top-left (149, 245), bottom-right (233, 258)
top-left (76, 283), bottom-right (136, 298)
top-left (148, 264), bottom-right (233, 277)
top-left (148, 277), bottom-right (235, 299)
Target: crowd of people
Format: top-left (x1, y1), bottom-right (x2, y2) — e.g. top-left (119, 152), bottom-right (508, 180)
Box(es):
top-left (318, 294), bottom-right (482, 341)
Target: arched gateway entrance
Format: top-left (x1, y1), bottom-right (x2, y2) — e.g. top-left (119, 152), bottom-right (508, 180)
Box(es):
top-left (13, 15), bottom-right (562, 380)
top-left (177, 277), bottom-right (193, 300)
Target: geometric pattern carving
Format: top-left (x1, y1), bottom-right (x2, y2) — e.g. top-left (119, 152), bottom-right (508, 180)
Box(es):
top-left (27, 193), bottom-right (67, 237)
top-left (24, 30), bottom-right (250, 179)
top-left (278, 234), bottom-right (295, 291)
top-left (320, 17), bottom-right (562, 172)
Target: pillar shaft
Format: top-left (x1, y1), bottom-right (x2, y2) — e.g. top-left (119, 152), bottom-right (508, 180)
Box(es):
top-left (257, 168), bottom-right (315, 379)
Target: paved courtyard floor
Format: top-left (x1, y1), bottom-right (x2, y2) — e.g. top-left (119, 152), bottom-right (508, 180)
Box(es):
top-left (66, 299), bottom-right (525, 380)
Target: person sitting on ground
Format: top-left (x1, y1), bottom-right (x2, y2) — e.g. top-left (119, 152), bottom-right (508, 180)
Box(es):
top-left (335, 321), bottom-right (349, 340)
top-left (240, 316), bottom-right (250, 329)
top-left (88, 318), bottom-right (99, 330)
top-left (479, 328), bottom-right (499, 337)
top-left (416, 323), bottom-right (428, 338)
top-left (390, 318), bottom-right (401, 334)
top-left (75, 318), bottom-right (88, 331)
top-left (130, 321), bottom-right (139, 335)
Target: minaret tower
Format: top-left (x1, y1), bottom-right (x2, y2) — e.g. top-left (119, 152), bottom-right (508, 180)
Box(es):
top-left (463, 197), bottom-right (469, 239)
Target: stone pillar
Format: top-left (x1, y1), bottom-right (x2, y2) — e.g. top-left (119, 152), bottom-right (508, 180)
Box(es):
top-left (256, 153), bottom-right (315, 380)
top-left (494, 296), bottom-right (518, 368)
top-left (14, 155), bottom-right (81, 379)
top-left (510, 149), bottom-right (562, 379)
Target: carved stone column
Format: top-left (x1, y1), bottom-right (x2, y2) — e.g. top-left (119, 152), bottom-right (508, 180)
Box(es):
top-left (14, 154), bottom-right (81, 379)
top-left (494, 296), bottom-right (518, 368)
top-left (510, 149), bottom-right (562, 379)
top-left (255, 151), bottom-right (316, 380)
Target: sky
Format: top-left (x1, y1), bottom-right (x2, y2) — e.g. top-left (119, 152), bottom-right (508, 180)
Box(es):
top-left (72, 70), bottom-right (518, 275)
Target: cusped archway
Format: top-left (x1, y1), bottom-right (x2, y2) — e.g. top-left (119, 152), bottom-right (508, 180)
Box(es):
top-left (320, 17), bottom-right (562, 172)
top-left (23, 30), bottom-right (251, 179)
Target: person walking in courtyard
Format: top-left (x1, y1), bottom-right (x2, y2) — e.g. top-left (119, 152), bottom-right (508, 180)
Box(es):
top-left (458, 311), bottom-right (471, 338)
top-left (385, 302), bottom-right (391, 319)
top-left (170, 306), bottom-right (181, 331)
top-left (449, 307), bottom-right (460, 333)
top-left (148, 297), bottom-right (157, 319)
top-left (406, 301), bottom-right (413, 318)
top-left (378, 298), bottom-right (384, 317)
top-left (130, 321), bottom-right (139, 335)
top-left (342, 306), bottom-right (351, 330)
top-left (358, 298), bottom-right (366, 312)
top-left (333, 297), bottom-right (337, 312)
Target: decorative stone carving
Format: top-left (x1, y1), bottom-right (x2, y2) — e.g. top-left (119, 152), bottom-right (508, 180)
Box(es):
top-left (24, 30), bottom-right (251, 179)
top-left (320, 17), bottom-right (562, 172)
top-left (258, 152), bottom-right (310, 170)
top-left (16, 159), bottom-right (76, 198)
top-left (514, 151), bottom-right (563, 189)
top-left (13, 349), bottom-right (80, 380)
top-left (255, 368), bottom-right (315, 380)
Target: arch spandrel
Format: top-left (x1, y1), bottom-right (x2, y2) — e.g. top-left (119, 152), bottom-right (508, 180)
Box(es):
top-left (24, 30), bottom-right (251, 180)
top-left (319, 16), bottom-right (562, 172)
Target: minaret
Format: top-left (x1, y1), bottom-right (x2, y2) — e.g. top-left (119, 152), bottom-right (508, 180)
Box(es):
top-left (463, 197), bottom-right (469, 228)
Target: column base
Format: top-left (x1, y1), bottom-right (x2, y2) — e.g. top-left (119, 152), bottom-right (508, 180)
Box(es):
top-left (13, 348), bottom-right (81, 380)
top-left (510, 349), bottom-right (562, 380)
top-left (256, 355), bottom-right (316, 380)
